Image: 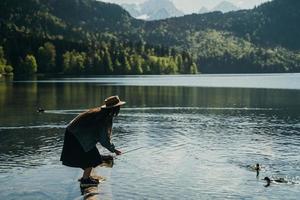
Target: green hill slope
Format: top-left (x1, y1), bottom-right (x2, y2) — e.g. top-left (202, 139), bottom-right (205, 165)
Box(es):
top-left (0, 0), bottom-right (299, 75)
top-left (142, 0), bottom-right (300, 50)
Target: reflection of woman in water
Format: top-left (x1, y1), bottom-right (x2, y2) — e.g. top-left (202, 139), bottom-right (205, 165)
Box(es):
top-left (60, 96), bottom-right (125, 187)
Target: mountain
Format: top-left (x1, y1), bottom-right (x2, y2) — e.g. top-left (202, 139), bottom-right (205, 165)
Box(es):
top-left (121, 0), bottom-right (184, 20)
top-left (142, 0), bottom-right (300, 51)
top-left (212, 1), bottom-right (240, 13)
top-left (46, 0), bottom-right (138, 32)
top-left (0, 0), bottom-right (139, 37)
top-left (198, 1), bottom-right (239, 14)
top-left (121, 3), bottom-right (141, 18)
top-left (150, 8), bottom-right (170, 20)
top-left (1, 0), bottom-right (300, 75)
top-left (0, 0), bottom-right (196, 76)
top-left (198, 7), bottom-right (209, 14)
top-left (140, 0), bottom-right (300, 73)
top-left (0, 0), bottom-right (138, 73)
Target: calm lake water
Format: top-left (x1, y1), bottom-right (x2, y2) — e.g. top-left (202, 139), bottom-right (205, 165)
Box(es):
top-left (0, 74), bottom-right (300, 200)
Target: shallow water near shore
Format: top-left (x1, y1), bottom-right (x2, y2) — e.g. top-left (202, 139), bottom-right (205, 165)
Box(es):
top-left (0, 74), bottom-right (300, 199)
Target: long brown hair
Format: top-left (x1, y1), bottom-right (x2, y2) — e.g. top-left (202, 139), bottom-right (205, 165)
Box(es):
top-left (103, 105), bottom-right (120, 117)
top-left (110, 106), bottom-right (120, 117)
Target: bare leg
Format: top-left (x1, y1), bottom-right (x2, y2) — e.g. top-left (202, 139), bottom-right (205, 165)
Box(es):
top-left (83, 167), bottom-right (92, 179)
top-left (80, 167), bottom-right (99, 187)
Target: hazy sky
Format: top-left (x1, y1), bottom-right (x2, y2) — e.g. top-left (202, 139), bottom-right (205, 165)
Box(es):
top-left (100, 0), bottom-right (270, 13)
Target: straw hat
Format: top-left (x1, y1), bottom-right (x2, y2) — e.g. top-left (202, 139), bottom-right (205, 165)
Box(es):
top-left (101, 96), bottom-right (126, 108)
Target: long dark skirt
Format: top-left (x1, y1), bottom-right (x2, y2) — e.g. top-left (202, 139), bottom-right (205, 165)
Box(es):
top-left (60, 130), bottom-right (103, 170)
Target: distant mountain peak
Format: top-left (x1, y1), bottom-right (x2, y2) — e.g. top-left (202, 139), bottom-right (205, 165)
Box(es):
top-left (121, 0), bottom-right (184, 20)
top-left (198, 6), bottom-right (209, 14)
top-left (213, 1), bottom-right (240, 13)
top-left (197, 1), bottom-right (240, 14)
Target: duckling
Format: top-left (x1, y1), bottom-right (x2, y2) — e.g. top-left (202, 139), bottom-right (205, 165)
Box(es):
top-left (264, 177), bottom-right (271, 187)
top-left (255, 163), bottom-right (261, 171)
top-left (37, 107), bottom-right (45, 113)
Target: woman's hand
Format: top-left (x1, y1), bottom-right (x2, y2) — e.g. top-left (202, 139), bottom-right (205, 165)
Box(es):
top-left (114, 149), bottom-right (122, 155)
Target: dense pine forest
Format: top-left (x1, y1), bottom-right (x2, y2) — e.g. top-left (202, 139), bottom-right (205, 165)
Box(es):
top-left (0, 0), bottom-right (300, 76)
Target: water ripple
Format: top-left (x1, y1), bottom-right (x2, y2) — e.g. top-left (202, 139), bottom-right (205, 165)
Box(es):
top-left (1, 106), bottom-right (300, 199)
top-left (0, 124), bottom-right (66, 130)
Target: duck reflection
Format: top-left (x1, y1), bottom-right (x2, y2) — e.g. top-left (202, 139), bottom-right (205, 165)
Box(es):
top-left (255, 163), bottom-right (261, 177)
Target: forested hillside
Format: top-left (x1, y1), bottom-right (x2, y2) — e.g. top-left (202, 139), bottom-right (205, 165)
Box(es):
top-left (140, 0), bottom-right (300, 73)
top-left (142, 0), bottom-right (300, 50)
top-left (0, 0), bottom-right (196, 76)
top-left (0, 0), bottom-right (299, 76)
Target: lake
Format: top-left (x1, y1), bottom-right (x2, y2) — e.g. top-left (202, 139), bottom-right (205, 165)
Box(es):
top-left (0, 74), bottom-right (300, 200)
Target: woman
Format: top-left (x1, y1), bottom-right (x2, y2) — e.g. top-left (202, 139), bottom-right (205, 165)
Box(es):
top-left (60, 96), bottom-right (125, 186)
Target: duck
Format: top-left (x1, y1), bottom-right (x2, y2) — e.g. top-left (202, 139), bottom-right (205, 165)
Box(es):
top-left (264, 177), bottom-right (289, 187)
top-left (255, 163), bottom-right (261, 171)
top-left (37, 107), bottom-right (45, 113)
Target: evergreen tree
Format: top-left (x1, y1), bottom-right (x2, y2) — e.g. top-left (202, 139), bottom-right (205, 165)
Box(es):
top-left (124, 56), bottom-right (131, 74)
top-left (93, 51), bottom-right (103, 74)
top-left (103, 48), bottom-right (113, 74)
top-left (190, 62), bottom-right (198, 74)
top-left (62, 51), bottom-right (71, 73)
top-left (132, 55), bottom-right (143, 74)
top-left (136, 40), bottom-right (145, 54)
top-left (0, 46), bottom-right (12, 75)
top-left (176, 54), bottom-right (183, 73)
top-left (62, 51), bottom-right (86, 74)
top-left (37, 42), bottom-right (56, 73)
top-left (0, 47), bottom-right (8, 74)
top-left (20, 55), bottom-right (38, 75)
